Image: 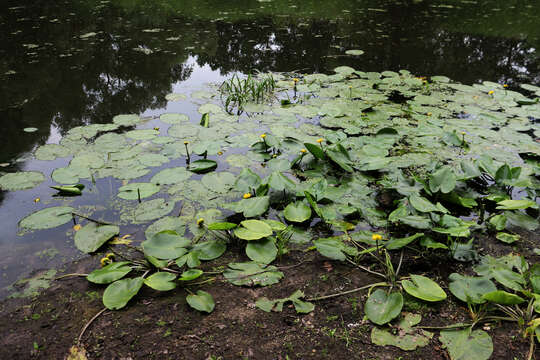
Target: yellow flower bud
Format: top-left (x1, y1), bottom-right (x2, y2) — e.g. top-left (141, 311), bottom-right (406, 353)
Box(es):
top-left (371, 234), bottom-right (382, 241)
top-left (34, 198), bottom-right (40, 203)
top-left (100, 257), bottom-right (110, 267)
top-left (316, 138), bottom-right (324, 143)
top-left (427, 112), bottom-right (432, 116)
top-left (197, 218), bottom-right (204, 226)
top-left (260, 134), bottom-right (266, 139)
top-left (217, 151), bottom-right (223, 156)
top-left (300, 148), bottom-right (307, 153)
top-left (153, 127), bottom-right (159, 131)
top-left (73, 224), bottom-right (82, 231)
top-left (503, 84), bottom-right (508, 88)
top-left (293, 78), bottom-right (299, 83)
top-left (106, 253), bottom-right (115, 259)
top-left (488, 90), bottom-right (494, 95)
top-left (184, 141), bottom-right (189, 145)
top-left (243, 193), bottom-right (252, 199)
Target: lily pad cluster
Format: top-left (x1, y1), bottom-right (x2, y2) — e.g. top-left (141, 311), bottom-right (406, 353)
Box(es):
top-left (7, 66), bottom-right (540, 359)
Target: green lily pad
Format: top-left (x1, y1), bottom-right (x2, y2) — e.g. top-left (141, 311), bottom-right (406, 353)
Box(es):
top-left (371, 313), bottom-right (433, 350)
top-left (186, 290), bottom-right (215, 313)
top-left (284, 202), bottom-right (312, 223)
top-left (439, 328), bottom-right (493, 360)
top-left (35, 144), bottom-right (70, 161)
top-left (103, 277), bottom-right (144, 310)
top-left (118, 182), bottom-right (160, 200)
top-left (151, 167), bottom-right (192, 185)
top-left (112, 114), bottom-right (141, 126)
top-left (179, 269), bottom-right (203, 281)
top-left (448, 273), bottom-right (497, 304)
top-left (125, 129), bottom-right (159, 140)
top-left (189, 160), bottom-right (217, 173)
top-left (19, 206), bottom-right (74, 230)
top-left (74, 222), bottom-right (119, 253)
top-left (133, 198), bottom-right (175, 223)
top-left (165, 93), bottom-right (187, 102)
top-left (87, 262), bottom-right (132, 284)
top-left (51, 167), bottom-right (80, 184)
top-left (145, 216), bottom-right (186, 239)
top-left (0, 171), bottom-right (45, 191)
top-left (345, 49), bottom-right (364, 56)
top-left (142, 230), bottom-right (190, 259)
top-left (365, 289), bottom-right (403, 325)
top-left (402, 275), bottom-right (447, 302)
top-left (144, 272), bottom-right (177, 291)
top-left (246, 238), bottom-right (278, 264)
top-left (234, 220), bottom-right (273, 241)
top-left (201, 172), bottom-right (235, 193)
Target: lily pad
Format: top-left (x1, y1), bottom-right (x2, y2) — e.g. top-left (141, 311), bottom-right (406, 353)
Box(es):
top-left (234, 220), bottom-right (273, 241)
top-left (35, 144), bottom-right (70, 161)
top-left (74, 222), bottom-right (120, 253)
top-left (186, 290), bottom-right (215, 313)
top-left (151, 167), bottom-right (192, 185)
top-left (19, 206), bottom-right (74, 230)
top-left (133, 198), bottom-right (175, 223)
top-left (144, 272), bottom-right (177, 291)
top-left (402, 275), bottom-right (447, 302)
top-left (189, 160), bottom-right (217, 174)
top-left (0, 171), bottom-right (45, 191)
top-left (103, 277), bottom-right (144, 310)
top-left (118, 182), bottom-right (160, 200)
top-left (284, 202), bottom-right (312, 223)
top-left (87, 262), bottom-right (132, 284)
top-left (439, 328), bottom-right (493, 360)
top-left (142, 230), bottom-right (190, 259)
top-left (246, 238), bottom-right (278, 264)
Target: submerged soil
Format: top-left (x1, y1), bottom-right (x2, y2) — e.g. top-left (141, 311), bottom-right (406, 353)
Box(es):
top-left (1, 230), bottom-right (537, 360)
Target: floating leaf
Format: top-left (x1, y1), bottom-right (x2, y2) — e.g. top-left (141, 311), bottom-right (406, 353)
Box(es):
top-left (495, 232), bottom-right (520, 244)
top-left (35, 144), bottom-right (70, 161)
top-left (74, 222), bottom-right (119, 253)
top-left (19, 206), bottom-right (74, 230)
top-left (150, 167), bottom-right (191, 185)
top-left (314, 237), bottom-right (357, 261)
top-left (189, 160), bottom-right (217, 173)
top-left (201, 172), bottom-right (235, 193)
top-left (207, 222), bottom-right (237, 230)
top-left (179, 269), bottom-right (203, 281)
top-left (144, 272), bottom-right (177, 291)
top-left (186, 290), bottom-right (215, 313)
top-left (284, 202), bottom-right (312, 223)
top-left (234, 220), bottom-right (273, 241)
top-left (439, 328), bottom-right (493, 360)
top-left (365, 289), bottom-right (403, 325)
top-left (0, 171), bottom-right (45, 191)
top-left (87, 262), bottom-right (132, 284)
top-left (402, 275), bottom-right (447, 302)
top-left (133, 198), bottom-right (175, 223)
top-left (118, 183), bottom-right (160, 200)
top-left (142, 230), bottom-right (190, 259)
top-left (429, 166), bottom-right (456, 193)
top-left (103, 277), bottom-right (144, 310)
top-left (192, 240), bottom-right (227, 260)
top-left (496, 199), bottom-right (538, 210)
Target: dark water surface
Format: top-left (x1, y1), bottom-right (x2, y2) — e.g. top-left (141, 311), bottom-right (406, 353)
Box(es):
top-left (1, 0), bottom-right (539, 295)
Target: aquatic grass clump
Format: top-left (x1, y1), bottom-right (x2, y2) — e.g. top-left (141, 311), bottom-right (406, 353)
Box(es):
top-left (219, 73), bottom-right (276, 114)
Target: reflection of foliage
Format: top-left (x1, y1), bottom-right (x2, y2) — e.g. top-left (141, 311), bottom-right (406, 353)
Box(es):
top-left (0, 0), bottom-right (539, 165)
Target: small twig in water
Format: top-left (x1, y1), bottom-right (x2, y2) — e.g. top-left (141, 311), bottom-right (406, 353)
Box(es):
top-left (72, 212), bottom-right (114, 226)
top-left (306, 282), bottom-right (388, 302)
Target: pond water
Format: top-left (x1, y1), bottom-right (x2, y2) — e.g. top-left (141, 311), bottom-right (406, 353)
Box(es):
top-left (1, 0), bottom-right (539, 297)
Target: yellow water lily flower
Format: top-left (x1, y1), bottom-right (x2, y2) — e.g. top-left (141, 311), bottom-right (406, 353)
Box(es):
top-left (243, 193), bottom-right (252, 199)
top-left (372, 234), bottom-right (382, 241)
top-left (260, 134), bottom-right (266, 139)
top-left (217, 151), bottom-right (223, 155)
top-left (100, 257), bottom-right (111, 267)
top-left (106, 253), bottom-right (115, 259)
top-left (488, 90), bottom-right (494, 95)
top-left (184, 141), bottom-right (189, 145)
top-left (300, 148), bottom-right (307, 153)
top-left (316, 138), bottom-right (324, 143)
top-left (73, 224), bottom-right (82, 231)
top-left (293, 78), bottom-right (299, 83)
top-left (153, 127), bottom-right (160, 131)
top-left (197, 218), bottom-right (204, 226)
top-left (33, 198), bottom-right (40, 203)
top-left (503, 84), bottom-right (508, 88)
